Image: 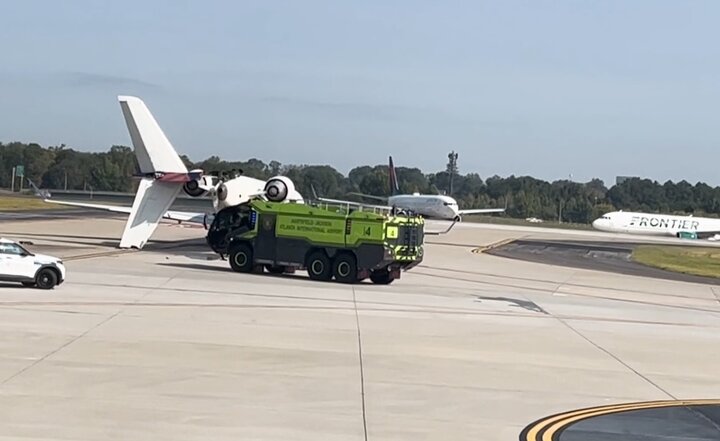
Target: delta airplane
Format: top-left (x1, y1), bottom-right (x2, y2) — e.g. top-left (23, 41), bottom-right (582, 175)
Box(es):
top-left (318, 156), bottom-right (505, 221)
top-left (592, 210), bottom-right (720, 240)
top-left (35, 95), bottom-right (304, 249)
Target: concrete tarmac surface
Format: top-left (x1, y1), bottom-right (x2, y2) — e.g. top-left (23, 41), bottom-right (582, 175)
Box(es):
top-left (0, 217), bottom-right (719, 440)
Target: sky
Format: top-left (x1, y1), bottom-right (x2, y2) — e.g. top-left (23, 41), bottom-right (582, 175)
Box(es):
top-left (1, 0), bottom-right (719, 186)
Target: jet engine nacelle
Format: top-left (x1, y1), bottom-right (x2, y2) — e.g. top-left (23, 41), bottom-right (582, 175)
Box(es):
top-left (183, 180), bottom-right (206, 197)
top-left (213, 175), bottom-right (304, 211)
top-left (182, 172), bottom-right (217, 198)
top-left (264, 176), bottom-right (301, 203)
top-left (213, 175), bottom-right (267, 211)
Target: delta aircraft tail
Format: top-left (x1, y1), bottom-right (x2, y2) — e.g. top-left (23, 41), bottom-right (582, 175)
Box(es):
top-left (388, 156), bottom-right (399, 196)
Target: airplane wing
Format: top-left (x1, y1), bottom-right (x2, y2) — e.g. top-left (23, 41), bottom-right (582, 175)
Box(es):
top-left (27, 178), bottom-right (132, 215)
top-left (42, 198), bottom-right (134, 214)
top-left (310, 186), bottom-right (392, 211)
top-left (347, 192), bottom-right (390, 202)
top-left (316, 196), bottom-right (393, 211)
top-left (458, 208), bottom-right (506, 215)
top-left (28, 179), bottom-right (208, 225)
top-left (41, 193), bottom-right (206, 223)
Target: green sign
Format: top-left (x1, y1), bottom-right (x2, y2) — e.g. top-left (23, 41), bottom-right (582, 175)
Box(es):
top-left (15, 165), bottom-right (24, 177)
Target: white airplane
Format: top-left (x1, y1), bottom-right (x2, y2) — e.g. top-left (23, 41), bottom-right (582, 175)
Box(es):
top-left (319, 156), bottom-right (505, 221)
top-left (592, 210), bottom-right (720, 240)
top-left (36, 95), bottom-right (304, 249)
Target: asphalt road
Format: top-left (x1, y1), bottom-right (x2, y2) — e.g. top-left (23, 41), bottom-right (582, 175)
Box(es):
top-left (522, 401), bottom-right (720, 441)
top-left (562, 404), bottom-right (720, 441)
top-left (486, 239), bottom-right (720, 286)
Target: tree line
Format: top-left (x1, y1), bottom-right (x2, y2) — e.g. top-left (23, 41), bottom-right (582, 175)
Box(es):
top-left (2, 141), bottom-right (720, 224)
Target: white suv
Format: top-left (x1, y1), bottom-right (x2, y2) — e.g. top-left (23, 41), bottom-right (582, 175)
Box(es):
top-left (0, 238), bottom-right (66, 289)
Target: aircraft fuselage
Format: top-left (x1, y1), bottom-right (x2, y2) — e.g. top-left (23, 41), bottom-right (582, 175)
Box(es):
top-left (388, 194), bottom-right (459, 220)
top-left (592, 211), bottom-right (720, 239)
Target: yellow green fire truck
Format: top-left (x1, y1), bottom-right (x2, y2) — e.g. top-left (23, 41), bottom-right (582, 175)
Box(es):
top-left (206, 199), bottom-right (425, 284)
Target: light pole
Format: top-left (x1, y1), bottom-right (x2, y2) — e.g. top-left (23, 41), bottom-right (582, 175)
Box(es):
top-left (558, 198), bottom-right (563, 224)
top-left (447, 151), bottom-right (458, 196)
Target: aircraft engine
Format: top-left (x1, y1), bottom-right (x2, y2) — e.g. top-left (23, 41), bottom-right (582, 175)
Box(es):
top-left (212, 175), bottom-right (267, 211)
top-left (216, 182), bottom-right (229, 202)
top-left (264, 176), bottom-right (296, 202)
top-left (182, 174), bottom-right (217, 198)
top-left (211, 175), bottom-right (303, 211)
top-left (183, 179), bottom-right (206, 197)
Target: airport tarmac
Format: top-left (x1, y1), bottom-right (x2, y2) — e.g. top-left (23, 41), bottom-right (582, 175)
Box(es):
top-left (486, 239), bottom-right (720, 286)
top-left (0, 215), bottom-right (719, 440)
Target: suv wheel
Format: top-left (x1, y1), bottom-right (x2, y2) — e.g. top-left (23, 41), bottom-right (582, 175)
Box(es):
top-left (36, 269), bottom-right (58, 290)
top-left (229, 243), bottom-right (254, 273)
top-left (333, 252), bottom-right (358, 284)
top-left (306, 250), bottom-right (332, 281)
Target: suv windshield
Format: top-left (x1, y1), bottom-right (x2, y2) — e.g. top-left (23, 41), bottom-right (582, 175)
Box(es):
top-left (211, 206), bottom-right (252, 232)
top-left (0, 242), bottom-right (29, 255)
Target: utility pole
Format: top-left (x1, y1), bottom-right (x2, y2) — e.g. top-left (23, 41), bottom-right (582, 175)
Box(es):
top-left (558, 199), bottom-right (563, 224)
top-left (64, 171), bottom-right (68, 190)
top-left (447, 150), bottom-right (458, 196)
top-left (15, 165), bottom-right (24, 193)
top-left (10, 166), bottom-right (15, 192)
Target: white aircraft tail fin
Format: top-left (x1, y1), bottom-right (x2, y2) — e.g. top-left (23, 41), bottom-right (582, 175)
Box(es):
top-left (118, 95), bottom-right (188, 174)
top-left (119, 178), bottom-right (183, 249)
top-left (116, 96), bottom-right (187, 248)
top-left (23, 96), bottom-right (204, 249)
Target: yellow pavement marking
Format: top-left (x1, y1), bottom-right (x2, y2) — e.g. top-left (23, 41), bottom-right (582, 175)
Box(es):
top-left (521, 399), bottom-right (720, 441)
top-left (471, 238), bottom-right (515, 254)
